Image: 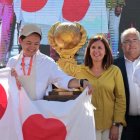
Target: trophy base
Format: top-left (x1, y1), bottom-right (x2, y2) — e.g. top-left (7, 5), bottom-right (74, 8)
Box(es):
top-left (44, 89), bottom-right (81, 102)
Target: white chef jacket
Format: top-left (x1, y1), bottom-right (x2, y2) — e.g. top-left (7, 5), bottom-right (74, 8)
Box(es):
top-left (7, 51), bottom-right (73, 100)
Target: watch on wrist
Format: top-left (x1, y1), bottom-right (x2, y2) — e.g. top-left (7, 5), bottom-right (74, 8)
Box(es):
top-left (112, 122), bottom-right (121, 127)
top-left (80, 79), bottom-right (88, 87)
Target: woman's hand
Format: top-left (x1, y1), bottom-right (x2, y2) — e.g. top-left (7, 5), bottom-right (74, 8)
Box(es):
top-left (82, 80), bottom-right (94, 95)
top-left (11, 68), bottom-right (22, 90)
top-left (109, 125), bottom-right (119, 140)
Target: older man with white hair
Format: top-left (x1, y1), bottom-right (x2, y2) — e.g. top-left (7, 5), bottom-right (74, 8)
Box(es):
top-left (114, 27), bottom-right (140, 140)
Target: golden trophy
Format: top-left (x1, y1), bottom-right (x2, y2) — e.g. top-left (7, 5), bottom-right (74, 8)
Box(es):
top-left (48, 22), bottom-right (87, 76)
top-left (45, 22), bottom-right (87, 101)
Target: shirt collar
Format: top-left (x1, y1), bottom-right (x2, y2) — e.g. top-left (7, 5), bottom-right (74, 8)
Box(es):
top-left (124, 55), bottom-right (140, 63)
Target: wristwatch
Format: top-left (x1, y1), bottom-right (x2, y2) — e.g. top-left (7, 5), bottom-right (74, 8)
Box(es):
top-left (80, 79), bottom-right (88, 87)
top-left (112, 122), bottom-right (121, 127)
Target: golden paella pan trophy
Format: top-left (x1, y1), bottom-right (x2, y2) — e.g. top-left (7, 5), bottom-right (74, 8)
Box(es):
top-left (45, 22), bottom-right (87, 101)
top-left (48, 22), bottom-right (87, 76)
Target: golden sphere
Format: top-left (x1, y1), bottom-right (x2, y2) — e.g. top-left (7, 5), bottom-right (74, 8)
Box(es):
top-left (54, 22), bottom-right (81, 49)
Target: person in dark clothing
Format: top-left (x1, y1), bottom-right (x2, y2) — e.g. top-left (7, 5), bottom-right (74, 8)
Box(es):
top-left (119, 0), bottom-right (140, 56)
top-left (114, 27), bottom-right (140, 140)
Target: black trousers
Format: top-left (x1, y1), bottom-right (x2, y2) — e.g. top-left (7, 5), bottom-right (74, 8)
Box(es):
top-left (121, 116), bottom-right (140, 140)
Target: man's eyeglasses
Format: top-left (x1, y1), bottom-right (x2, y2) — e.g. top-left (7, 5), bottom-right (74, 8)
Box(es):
top-left (123, 39), bottom-right (139, 45)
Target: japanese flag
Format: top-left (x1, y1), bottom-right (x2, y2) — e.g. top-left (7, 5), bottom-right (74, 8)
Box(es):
top-left (14, 0), bottom-right (64, 24)
top-left (0, 68), bottom-right (96, 140)
top-left (14, 0), bottom-right (108, 37)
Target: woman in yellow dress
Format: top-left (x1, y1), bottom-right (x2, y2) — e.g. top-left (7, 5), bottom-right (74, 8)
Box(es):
top-left (75, 35), bottom-right (126, 140)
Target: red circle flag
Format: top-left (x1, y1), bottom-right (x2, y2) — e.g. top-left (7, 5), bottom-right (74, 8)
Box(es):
top-left (62, 0), bottom-right (90, 21)
top-left (0, 84), bottom-right (7, 119)
top-left (21, 0), bottom-right (48, 12)
top-left (22, 114), bottom-right (67, 140)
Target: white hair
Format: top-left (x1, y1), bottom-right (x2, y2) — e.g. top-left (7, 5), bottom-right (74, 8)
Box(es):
top-left (121, 27), bottom-right (140, 43)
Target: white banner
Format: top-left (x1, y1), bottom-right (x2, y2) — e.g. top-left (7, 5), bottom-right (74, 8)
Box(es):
top-left (0, 68), bottom-right (96, 140)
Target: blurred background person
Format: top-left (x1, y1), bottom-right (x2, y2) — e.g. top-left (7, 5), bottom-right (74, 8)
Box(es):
top-left (106, 0), bottom-right (125, 58)
top-left (119, 0), bottom-right (140, 56)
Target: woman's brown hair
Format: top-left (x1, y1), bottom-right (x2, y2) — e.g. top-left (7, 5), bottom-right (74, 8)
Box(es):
top-left (84, 35), bottom-right (113, 69)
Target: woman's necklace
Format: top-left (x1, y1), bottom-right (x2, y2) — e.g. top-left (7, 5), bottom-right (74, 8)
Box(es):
top-left (21, 55), bottom-right (33, 75)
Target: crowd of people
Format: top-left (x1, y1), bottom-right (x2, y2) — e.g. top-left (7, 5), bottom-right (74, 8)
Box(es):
top-left (4, 22), bottom-right (140, 140)
top-left (0, 0), bottom-right (140, 139)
